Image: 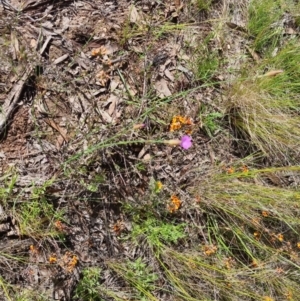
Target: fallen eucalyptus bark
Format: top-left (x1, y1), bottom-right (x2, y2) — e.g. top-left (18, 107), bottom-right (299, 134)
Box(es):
top-left (0, 67), bottom-right (33, 135)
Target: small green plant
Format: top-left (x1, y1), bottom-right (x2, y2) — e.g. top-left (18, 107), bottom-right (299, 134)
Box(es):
top-left (126, 257), bottom-right (158, 298)
top-left (108, 258), bottom-right (159, 301)
top-left (74, 267), bottom-right (102, 301)
top-left (0, 170), bottom-right (18, 203)
top-left (202, 111), bottom-right (223, 137)
top-left (131, 217), bottom-right (186, 247)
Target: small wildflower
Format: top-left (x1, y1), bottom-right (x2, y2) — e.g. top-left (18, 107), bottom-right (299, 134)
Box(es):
top-left (224, 257), bottom-right (234, 269)
top-left (54, 220), bottom-right (64, 231)
top-left (29, 245), bottom-right (38, 254)
top-left (91, 46), bottom-right (107, 57)
top-left (155, 181), bottom-right (163, 193)
top-left (61, 252), bottom-right (78, 272)
top-left (169, 115), bottom-right (193, 132)
top-left (226, 166), bottom-right (235, 174)
top-left (275, 267), bottom-right (284, 274)
top-left (261, 211), bottom-right (269, 217)
top-left (96, 70), bottom-right (110, 86)
top-left (241, 165), bottom-right (249, 173)
top-left (297, 242), bottom-right (300, 249)
top-left (67, 255), bottom-right (78, 272)
top-left (254, 231), bottom-right (261, 240)
top-left (180, 135), bottom-right (192, 149)
top-left (168, 195), bottom-right (181, 213)
top-left (277, 233), bottom-right (284, 242)
top-left (112, 220), bottom-right (125, 235)
top-left (203, 244), bottom-right (217, 256)
top-left (49, 255), bottom-right (57, 264)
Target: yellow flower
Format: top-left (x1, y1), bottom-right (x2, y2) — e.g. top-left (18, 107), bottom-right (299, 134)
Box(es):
top-left (226, 166), bottom-right (235, 174)
top-left (49, 255), bottom-right (57, 264)
top-left (67, 255), bottom-right (78, 272)
top-left (277, 233), bottom-right (284, 242)
top-left (297, 242), bottom-right (300, 249)
top-left (203, 244), bottom-right (217, 256)
top-left (155, 181), bottom-right (163, 192)
top-left (253, 231), bottom-right (261, 240)
top-left (241, 165), bottom-right (249, 173)
top-left (169, 115), bottom-right (193, 132)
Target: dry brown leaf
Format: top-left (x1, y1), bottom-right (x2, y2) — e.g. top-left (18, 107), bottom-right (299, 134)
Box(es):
top-left (285, 28), bottom-right (297, 35)
top-left (44, 118), bottom-right (68, 142)
top-left (99, 109), bottom-right (113, 123)
top-left (110, 78), bottom-right (120, 92)
top-left (154, 78), bottom-right (171, 98)
top-left (106, 94), bottom-right (119, 116)
top-left (226, 22), bottom-right (247, 33)
top-left (30, 39), bottom-right (37, 49)
top-left (11, 31), bottom-right (19, 61)
top-left (129, 5), bottom-right (140, 24)
top-left (245, 45), bottom-right (260, 62)
top-left (165, 69), bottom-right (174, 82)
top-left (142, 154), bottom-right (151, 162)
top-left (56, 135), bottom-right (65, 150)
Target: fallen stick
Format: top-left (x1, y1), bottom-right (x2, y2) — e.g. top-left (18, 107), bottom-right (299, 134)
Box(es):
top-left (0, 67), bottom-right (33, 135)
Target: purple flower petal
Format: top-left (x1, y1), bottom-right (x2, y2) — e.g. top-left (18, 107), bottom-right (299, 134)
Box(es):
top-left (180, 135), bottom-right (192, 149)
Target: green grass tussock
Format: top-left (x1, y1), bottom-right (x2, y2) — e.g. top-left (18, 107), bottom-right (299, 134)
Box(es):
top-left (226, 41), bottom-right (300, 163)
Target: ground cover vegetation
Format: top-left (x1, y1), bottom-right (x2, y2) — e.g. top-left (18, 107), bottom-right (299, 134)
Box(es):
top-left (0, 0), bottom-right (300, 300)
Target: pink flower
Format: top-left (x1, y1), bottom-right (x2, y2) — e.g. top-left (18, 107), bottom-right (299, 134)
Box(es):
top-left (180, 135), bottom-right (192, 149)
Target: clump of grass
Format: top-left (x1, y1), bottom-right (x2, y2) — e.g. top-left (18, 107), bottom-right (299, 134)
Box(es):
top-left (13, 179), bottom-right (64, 238)
top-left (193, 34), bottom-right (220, 82)
top-left (155, 166), bottom-right (300, 301)
top-left (247, 0), bottom-right (284, 54)
top-left (226, 41), bottom-right (300, 164)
